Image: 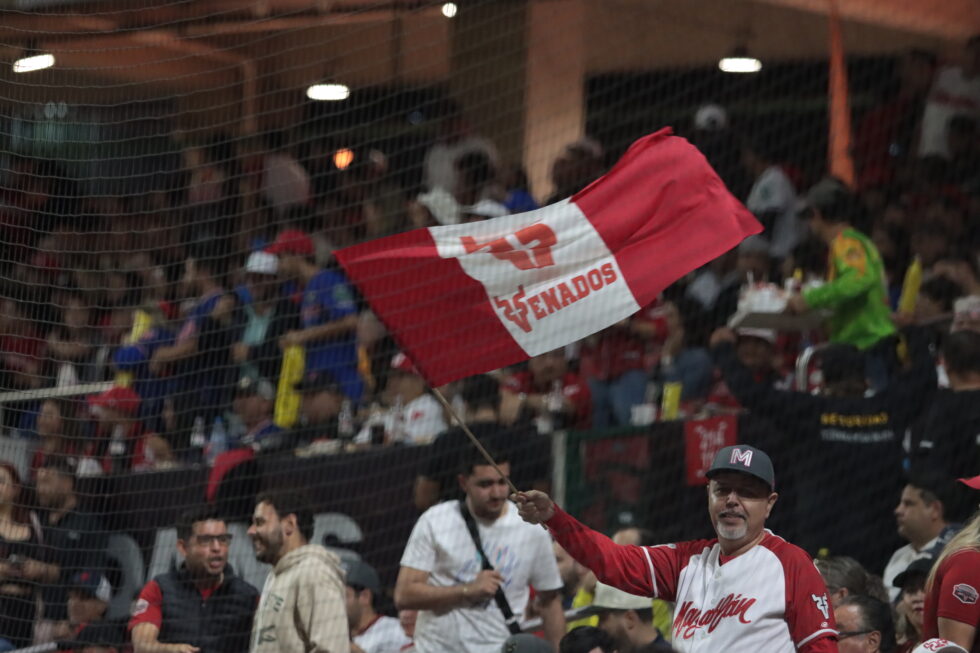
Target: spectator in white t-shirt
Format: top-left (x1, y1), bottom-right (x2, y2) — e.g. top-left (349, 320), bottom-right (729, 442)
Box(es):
top-left (344, 560), bottom-right (411, 653)
top-left (395, 450), bottom-right (565, 653)
top-left (918, 35), bottom-right (980, 158)
top-left (742, 139), bottom-right (801, 260)
top-left (355, 353), bottom-right (447, 446)
top-left (423, 101), bottom-right (499, 195)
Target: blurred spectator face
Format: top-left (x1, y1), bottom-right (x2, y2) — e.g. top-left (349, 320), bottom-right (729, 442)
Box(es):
top-left (707, 471), bottom-right (776, 544)
top-left (63, 297), bottom-right (90, 330)
top-left (36, 467), bottom-right (72, 509)
top-left (104, 272), bottom-right (129, 307)
top-left (0, 465), bottom-right (19, 507)
top-left (301, 389), bottom-right (341, 425)
top-left (37, 400), bottom-right (63, 437)
top-left (554, 541), bottom-right (585, 593)
top-left (736, 335), bottom-right (775, 374)
top-left (276, 253), bottom-right (302, 279)
top-left (387, 370), bottom-right (425, 402)
top-left (67, 589), bottom-right (107, 627)
top-left (248, 274), bottom-right (277, 303)
top-left (834, 604), bottom-right (877, 653)
top-left (458, 462), bottom-right (511, 521)
top-left (899, 51), bottom-right (936, 96)
top-left (528, 350), bottom-right (567, 386)
top-left (909, 228), bottom-right (950, 268)
top-left (916, 292), bottom-right (945, 321)
top-left (894, 485), bottom-right (940, 543)
top-left (399, 609), bottom-right (417, 638)
top-left (736, 251), bottom-right (770, 283)
top-left (234, 393), bottom-right (272, 429)
top-left (177, 518), bottom-right (230, 581)
top-left (611, 527), bottom-right (642, 546)
top-left (248, 500), bottom-right (285, 564)
top-left (898, 577), bottom-right (926, 636)
top-left (596, 610), bottom-right (630, 650)
top-left (344, 585), bottom-right (370, 631)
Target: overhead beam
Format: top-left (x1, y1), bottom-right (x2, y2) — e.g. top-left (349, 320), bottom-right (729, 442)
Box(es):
top-left (754, 0), bottom-right (980, 40)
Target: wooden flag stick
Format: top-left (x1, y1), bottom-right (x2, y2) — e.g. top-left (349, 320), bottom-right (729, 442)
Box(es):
top-left (430, 386), bottom-right (520, 496)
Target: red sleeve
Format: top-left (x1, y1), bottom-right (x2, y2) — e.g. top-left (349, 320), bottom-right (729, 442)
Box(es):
top-left (936, 551), bottom-right (980, 627)
top-left (128, 580), bottom-right (163, 631)
top-left (546, 506), bottom-right (697, 600)
top-left (774, 542), bottom-right (838, 650)
top-left (798, 634), bottom-right (838, 653)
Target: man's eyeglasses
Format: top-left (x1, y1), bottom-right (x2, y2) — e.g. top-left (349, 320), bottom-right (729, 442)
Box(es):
top-left (836, 630), bottom-right (872, 640)
top-left (194, 534), bottom-right (232, 546)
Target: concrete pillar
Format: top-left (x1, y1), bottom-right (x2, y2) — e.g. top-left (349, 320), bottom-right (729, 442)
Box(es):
top-left (524, 0), bottom-right (586, 201)
top-left (449, 0), bottom-right (528, 171)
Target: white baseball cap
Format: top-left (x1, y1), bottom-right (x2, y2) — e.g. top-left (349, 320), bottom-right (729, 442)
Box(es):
top-left (592, 582), bottom-right (651, 611)
top-left (911, 639), bottom-right (968, 653)
top-left (245, 250), bottom-right (278, 275)
top-left (694, 103), bottom-right (729, 131)
top-left (737, 327), bottom-right (777, 344)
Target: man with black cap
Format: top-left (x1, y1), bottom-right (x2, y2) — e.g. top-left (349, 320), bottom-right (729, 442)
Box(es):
top-left (709, 324), bottom-right (935, 570)
top-left (344, 560), bottom-right (410, 653)
top-left (515, 444), bottom-right (838, 652)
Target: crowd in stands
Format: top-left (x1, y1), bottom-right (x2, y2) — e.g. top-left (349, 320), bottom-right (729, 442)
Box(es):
top-left (0, 33), bottom-right (978, 653)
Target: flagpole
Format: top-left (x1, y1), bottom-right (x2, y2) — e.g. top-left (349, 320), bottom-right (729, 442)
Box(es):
top-left (430, 387), bottom-right (521, 496)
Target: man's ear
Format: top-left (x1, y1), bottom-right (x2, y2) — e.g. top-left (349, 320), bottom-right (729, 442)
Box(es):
top-left (765, 492), bottom-right (779, 518)
top-left (283, 513), bottom-right (297, 537)
top-left (176, 538), bottom-right (188, 557)
top-left (458, 473), bottom-right (467, 493)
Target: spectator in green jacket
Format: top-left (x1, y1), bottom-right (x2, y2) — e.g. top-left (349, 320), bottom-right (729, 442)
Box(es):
top-left (787, 177), bottom-right (897, 387)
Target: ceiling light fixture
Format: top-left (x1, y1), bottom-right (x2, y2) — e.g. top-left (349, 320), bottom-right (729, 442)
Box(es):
top-left (718, 46), bottom-right (762, 74)
top-left (441, 3), bottom-right (458, 18)
top-left (13, 52), bottom-right (55, 74)
top-left (307, 83), bottom-right (350, 101)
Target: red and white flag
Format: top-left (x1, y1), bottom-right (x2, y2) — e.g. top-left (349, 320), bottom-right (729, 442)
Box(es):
top-left (336, 128), bottom-right (761, 386)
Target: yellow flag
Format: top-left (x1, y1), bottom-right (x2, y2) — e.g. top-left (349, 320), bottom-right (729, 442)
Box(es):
top-left (126, 309), bottom-right (154, 344)
top-left (275, 345), bottom-right (305, 428)
top-left (898, 257), bottom-right (923, 316)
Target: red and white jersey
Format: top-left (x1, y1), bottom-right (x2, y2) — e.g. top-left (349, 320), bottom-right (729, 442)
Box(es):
top-left (547, 507), bottom-right (837, 653)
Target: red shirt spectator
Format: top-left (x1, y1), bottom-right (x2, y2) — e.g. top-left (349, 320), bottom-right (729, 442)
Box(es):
top-left (503, 355), bottom-right (592, 429)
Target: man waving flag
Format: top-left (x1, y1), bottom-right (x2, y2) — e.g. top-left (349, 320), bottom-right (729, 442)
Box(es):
top-left (336, 128), bottom-right (761, 386)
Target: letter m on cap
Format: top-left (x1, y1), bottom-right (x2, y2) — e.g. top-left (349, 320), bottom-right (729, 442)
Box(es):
top-left (730, 448), bottom-right (753, 468)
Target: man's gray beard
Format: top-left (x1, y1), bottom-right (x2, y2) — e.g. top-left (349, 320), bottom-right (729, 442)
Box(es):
top-left (716, 522), bottom-right (747, 541)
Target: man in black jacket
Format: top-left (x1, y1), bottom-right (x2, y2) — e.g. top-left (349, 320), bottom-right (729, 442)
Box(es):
top-left (129, 505), bottom-right (258, 653)
top-left (909, 329), bottom-right (980, 520)
top-left (710, 326), bottom-right (936, 569)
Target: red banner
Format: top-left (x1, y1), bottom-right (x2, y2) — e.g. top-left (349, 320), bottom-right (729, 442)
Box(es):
top-left (684, 415), bottom-right (737, 486)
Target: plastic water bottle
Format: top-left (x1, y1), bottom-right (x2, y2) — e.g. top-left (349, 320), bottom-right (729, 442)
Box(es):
top-left (205, 417), bottom-right (228, 466)
top-left (338, 399), bottom-right (355, 441)
top-left (190, 416), bottom-right (207, 450)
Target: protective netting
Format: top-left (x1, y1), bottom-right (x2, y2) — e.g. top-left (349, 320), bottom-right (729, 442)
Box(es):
top-left (0, 0), bottom-right (978, 651)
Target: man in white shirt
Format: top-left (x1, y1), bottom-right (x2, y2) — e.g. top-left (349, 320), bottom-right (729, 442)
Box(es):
top-left (918, 35), bottom-right (980, 158)
top-left (345, 560), bottom-right (411, 653)
top-left (742, 140), bottom-right (801, 260)
top-left (394, 450), bottom-right (566, 653)
top-left (883, 473), bottom-right (958, 601)
top-left (355, 353), bottom-right (446, 446)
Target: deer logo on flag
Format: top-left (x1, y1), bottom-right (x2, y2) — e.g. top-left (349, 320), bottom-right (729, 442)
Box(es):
top-left (461, 223), bottom-right (557, 271)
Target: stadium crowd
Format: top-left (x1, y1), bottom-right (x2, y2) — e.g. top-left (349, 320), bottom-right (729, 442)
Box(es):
top-left (0, 34), bottom-right (977, 653)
